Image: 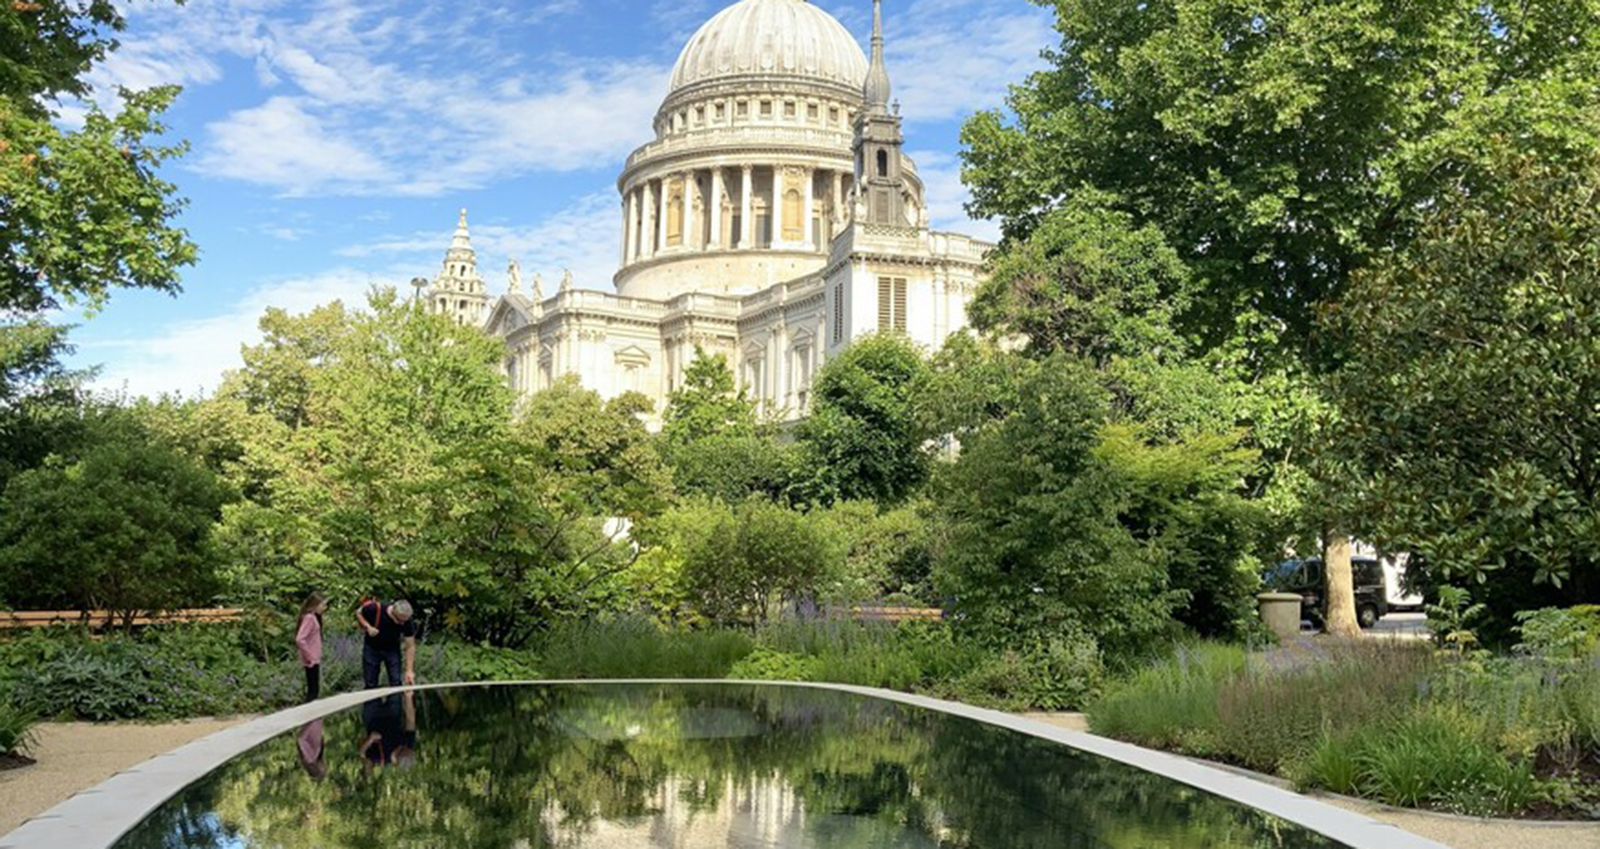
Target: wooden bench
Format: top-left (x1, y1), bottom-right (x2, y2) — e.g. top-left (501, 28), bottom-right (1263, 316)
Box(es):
top-left (0, 608), bottom-right (245, 630)
top-left (851, 606), bottom-right (944, 622)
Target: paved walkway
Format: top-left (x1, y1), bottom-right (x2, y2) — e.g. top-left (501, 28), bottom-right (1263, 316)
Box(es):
top-left (0, 718), bottom-right (250, 836)
top-left (1025, 713), bottom-right (1600, 849)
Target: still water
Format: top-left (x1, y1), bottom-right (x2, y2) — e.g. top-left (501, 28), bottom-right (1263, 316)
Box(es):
top-left (113, 684), bottom-right (1347, 849)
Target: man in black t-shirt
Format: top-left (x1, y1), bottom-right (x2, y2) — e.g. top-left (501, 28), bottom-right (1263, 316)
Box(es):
top-left (355, 598), bottom-right (417, 689)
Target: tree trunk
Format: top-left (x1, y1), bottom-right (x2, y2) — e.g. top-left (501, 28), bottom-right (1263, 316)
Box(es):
top-left (1323, 534), bottom-right (1361, 638)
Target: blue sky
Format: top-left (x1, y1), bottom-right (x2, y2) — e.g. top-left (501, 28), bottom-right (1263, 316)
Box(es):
top-left (60, 0), bottom-right (1053, 397)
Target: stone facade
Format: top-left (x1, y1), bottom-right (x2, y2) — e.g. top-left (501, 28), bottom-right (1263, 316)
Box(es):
top-left (434, 0), bottom-right (990, 422)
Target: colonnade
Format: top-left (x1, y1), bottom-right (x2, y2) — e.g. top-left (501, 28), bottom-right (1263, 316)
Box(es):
top-left (622, 164), bottom-right (850, 264)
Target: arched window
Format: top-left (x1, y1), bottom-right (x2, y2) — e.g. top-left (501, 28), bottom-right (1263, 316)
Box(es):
top-left (783, 188), bottom-right (803, 241)
top-left (876, 149), bottom-right (889, 178)
top-left (667, 191), bottom-right (684, 245)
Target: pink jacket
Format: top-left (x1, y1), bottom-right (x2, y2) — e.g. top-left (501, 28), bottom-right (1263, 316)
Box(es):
top-left (296, 614), bottom-right (322, 667)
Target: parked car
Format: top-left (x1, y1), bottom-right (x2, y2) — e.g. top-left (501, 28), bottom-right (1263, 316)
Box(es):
top-left (1265, 557), bottom-right (1390, 629)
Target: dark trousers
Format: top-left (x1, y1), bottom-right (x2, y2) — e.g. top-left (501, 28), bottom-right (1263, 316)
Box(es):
top-left (362, 644), bottom-right (402, 689)
top-left (304, 664), bottom-right (321, 702)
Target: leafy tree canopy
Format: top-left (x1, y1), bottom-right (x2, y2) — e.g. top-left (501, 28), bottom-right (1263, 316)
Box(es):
top-left (962, 0), bottom-right (1600, 355)
top-left (0, 411), bottom-right (234, 619)
top-left (1327, 143), bottom-right (1600, 635)
top-left (796, 333), bottom-right (930, 506)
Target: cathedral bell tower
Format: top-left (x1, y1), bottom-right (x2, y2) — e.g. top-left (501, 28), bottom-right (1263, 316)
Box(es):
top-left (852, 0), bottom-right (908, 226)
top-left (429, 209), bottom-right (491, 326)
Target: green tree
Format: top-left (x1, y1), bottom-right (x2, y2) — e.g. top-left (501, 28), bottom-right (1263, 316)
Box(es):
top-left (972, 195), bottom-right (1189, 366)
top-left (961, 0), bottom-right (1600, 349)
top-left (222, 302), bottom-right (352, 431)
top-left (1, 0), bottom-right (196, 506)
top-left (1327, 147), bottom-right (1600, 638)
top-left (932, 356), bottom-right (1181, 656)
top-left (796, 333), bottom-right (930, 505)
top-left (660, 348), bottom-right (757, 447)
top-left (658, 349), bottom-right (796, 501)
top-left (0, 419), bottom-right (234, 622)
top-left (3, 0), bottom-right (196, 314)
top-left (956, 0), bottom-right (1600, 631)
top-left (671, 498), bottom-right (844, 625)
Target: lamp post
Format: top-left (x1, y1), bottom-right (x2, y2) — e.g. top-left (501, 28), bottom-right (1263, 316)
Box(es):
top-left (409, 277), bottom-right (429, 308)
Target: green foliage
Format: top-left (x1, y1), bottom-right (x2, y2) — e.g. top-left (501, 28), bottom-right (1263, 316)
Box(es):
top-left (1514, 606), bottom-right (1600, 660)
top-left (2, 87), bottom-right (195, 316)
top-left (971, 196), bottom-right (1190, 366)
top-left (0, 417), bottom-right (234, 617)
top-left (944, 638), bottom-right (1107, 712)
top-left (1329, 151), bottom-right (1600, 635)
top-left (746, 619), bottom-right (1106, 711)
top-left (0, 699), bottom-right (35, 758)
top-left (537, 617), bottom-right (754, 679)
top-left (796, 334), bottom-right (930, 505)
top-left (435, 643), bottom-right (542, 682)
top-left (931, 355), bottom-right (1180, 656)
top-left (1425, 586), bottom-right (1488, 656)
top-left (817, 500), bottom-right (936, 603)
top-left (1302, 710), bottom-right (1539, 817)
top-left (667, 498), bottom-right (844, 626)
top-left (208, 293), bottom-right (671, 648)
top-left (659, 348), bottom-right (757, 447)
top-left (727, 648), bottom-right (820, 682)
top-left (657, 349), bottom-right (797, 501)
top-left (961, 0), bottom-right (1600, 354)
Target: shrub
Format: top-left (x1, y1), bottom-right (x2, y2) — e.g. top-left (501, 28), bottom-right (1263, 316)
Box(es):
top-left (436, 642), bottom-right (542, 682)
top-left (941, 637), bottom-right (1106, 711)
top-left (0, 425), bottom-right (234, 619)
top-left (1514, 606), bottom-right (1600, 660)
top-left (0, 699), bottom-right (37, 758)
top-left (676, 498), bottom-right (844, 625)
top-left (539, 617), bottom-right (754, 679)
top-left (727, 648), bottom-right (819, 681)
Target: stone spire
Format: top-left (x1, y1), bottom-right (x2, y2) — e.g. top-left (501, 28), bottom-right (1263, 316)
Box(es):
top-left (863, 0), bottom-right (891, 114)
top-left (451, 208), bottom-right (472, 251)
top-left (851, 0), bottom-right (912, 227)
top-left (429, 208), bottom-right (490, 326)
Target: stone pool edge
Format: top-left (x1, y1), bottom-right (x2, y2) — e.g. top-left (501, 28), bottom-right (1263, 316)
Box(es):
top-left (0, 679), bottom-right (1455, 849)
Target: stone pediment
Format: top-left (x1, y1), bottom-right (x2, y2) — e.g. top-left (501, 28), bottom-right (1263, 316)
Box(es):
top-left (485, 296), bottom-right (536, 337)
top-left (614, 345), bottom-right (652, 367)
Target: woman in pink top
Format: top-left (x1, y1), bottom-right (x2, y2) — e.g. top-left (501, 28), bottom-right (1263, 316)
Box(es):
top-left (296, 592), bottom-right (328, 702)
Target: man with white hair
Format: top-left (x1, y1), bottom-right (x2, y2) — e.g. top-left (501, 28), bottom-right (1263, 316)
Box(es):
top-left (355, 598), bottom-right (417, 689)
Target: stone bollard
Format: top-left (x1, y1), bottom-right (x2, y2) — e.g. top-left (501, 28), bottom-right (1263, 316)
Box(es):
top-left (1256, 592), bottom-right (1305, 641)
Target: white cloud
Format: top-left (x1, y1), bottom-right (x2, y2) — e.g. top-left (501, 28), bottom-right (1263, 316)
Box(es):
top-left (198, 97), bottom-right (393, 196)
top-left (912, 148), bottom-right (1000, 242)
top-left (91, 0), bottom-right (670, 197)
top-left (85, 268), bottom-right (391, 398)
top-left (888, 0), bottom-right (1054, 124)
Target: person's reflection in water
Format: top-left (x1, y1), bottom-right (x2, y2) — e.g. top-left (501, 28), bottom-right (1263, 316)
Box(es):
top-left (360, 691), bottom-right (418, 771)
top-left (296, 719), bottom-right (327, 781)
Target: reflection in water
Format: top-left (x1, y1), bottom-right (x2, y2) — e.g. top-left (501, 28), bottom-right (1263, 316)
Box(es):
top-left (113, 684), bottom-right (1348, 849)
top-left (359, 692), bottom-right (418, 771)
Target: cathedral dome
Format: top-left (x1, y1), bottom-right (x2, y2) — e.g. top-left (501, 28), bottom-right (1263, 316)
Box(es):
top-left (668, 0), bottom-right (869, 97)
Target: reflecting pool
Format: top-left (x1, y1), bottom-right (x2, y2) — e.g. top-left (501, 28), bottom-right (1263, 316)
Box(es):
top-left (113, 684), bottom-right (1348, 848)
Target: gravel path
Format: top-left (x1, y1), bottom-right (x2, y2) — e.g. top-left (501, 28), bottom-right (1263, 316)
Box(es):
top-left (1026, 712), bottom-right (1600, 849)
top-left (0, 717), bottom-right (251, 837)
